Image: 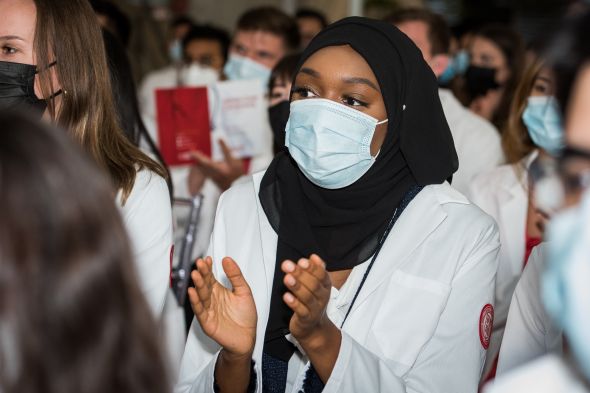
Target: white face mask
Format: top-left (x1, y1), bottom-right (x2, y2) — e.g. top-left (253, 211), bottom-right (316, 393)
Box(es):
top-left (223, 53), bottom-right (271, 86)
top-left (522, 96), bottom-right (565, 156)
top-left (285, 98), bottom-right (388, 189)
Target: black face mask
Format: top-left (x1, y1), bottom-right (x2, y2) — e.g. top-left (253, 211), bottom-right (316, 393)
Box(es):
top-left (0, 61), bottom-right (53, 115)
top-left (464, 64), bottom-right (501, 99)
top-left (268, 99), bottom-right (290, 155)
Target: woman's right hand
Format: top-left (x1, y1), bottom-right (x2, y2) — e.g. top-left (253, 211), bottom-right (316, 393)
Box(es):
top-left (188, 256), bottom-right (257, 357)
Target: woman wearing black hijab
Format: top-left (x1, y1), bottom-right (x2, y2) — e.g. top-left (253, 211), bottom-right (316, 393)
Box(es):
top-left (177, 17), bottom-right (499, 393)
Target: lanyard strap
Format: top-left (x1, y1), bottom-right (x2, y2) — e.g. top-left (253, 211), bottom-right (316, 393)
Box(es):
top-left (340, 207), bottom-right (399, 328)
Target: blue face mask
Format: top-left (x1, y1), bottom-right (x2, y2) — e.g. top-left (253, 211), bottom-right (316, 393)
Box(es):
top-left (169, 39), bottom-right (183, 63)
top-left (285, 98), bottom-right (388, 189)
top-left (522, 96), bottom-right (565, 156)
top-left (544, 191), bottom-right (590, 381)
top-left (439, 49), bottom-right (469, 84)
top-left (223, 53), bottom-right (271, 85)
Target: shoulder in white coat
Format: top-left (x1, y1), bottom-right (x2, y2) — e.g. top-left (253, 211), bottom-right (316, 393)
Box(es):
top-left (118, 169), bottom-right (173, 319)
top-left (439, 88), bottom-right (504, 195)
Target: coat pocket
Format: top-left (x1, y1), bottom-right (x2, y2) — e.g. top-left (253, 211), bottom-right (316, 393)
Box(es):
top-left (371, 270), bottom-right (451, 369)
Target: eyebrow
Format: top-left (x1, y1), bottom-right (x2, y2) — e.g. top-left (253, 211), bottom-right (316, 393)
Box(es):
top-left (536, 76), bottom-right (551, 83)
top-left (0, 35), bottom-right (25, 41)
top-left (299, 67), bottom-right (379, 91)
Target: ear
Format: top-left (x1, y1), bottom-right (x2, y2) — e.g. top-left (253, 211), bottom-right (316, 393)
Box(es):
top-left (430, 54), bottom-right (450, 78)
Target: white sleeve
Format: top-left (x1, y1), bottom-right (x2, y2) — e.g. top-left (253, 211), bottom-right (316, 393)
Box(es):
top-left (323, 218), bottom-right (500, 393)
top-left (496, 244), bottom-right (558, 375)
top-left (121, 171), bottom-right (173, 319)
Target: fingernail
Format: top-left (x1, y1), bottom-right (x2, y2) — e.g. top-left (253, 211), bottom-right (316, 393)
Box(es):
top-left (285, 274), bottom-right (296, 286)
top-left (284, 292), bottom-right (294, 303)
top-left (283, 261), bottom-right (295, 272)
top-left (299, 259), bottom-right (309, 269)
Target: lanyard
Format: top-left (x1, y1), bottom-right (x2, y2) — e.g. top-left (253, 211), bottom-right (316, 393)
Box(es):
top-left (340, 207), bottom-right (400, 328)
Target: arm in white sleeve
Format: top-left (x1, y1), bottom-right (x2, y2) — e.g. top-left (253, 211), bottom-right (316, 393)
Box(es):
top-left (496, 244), bottom-right (561, 375)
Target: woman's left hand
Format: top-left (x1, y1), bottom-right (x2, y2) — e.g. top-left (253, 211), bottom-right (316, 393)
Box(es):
top-left (281, 254), bottom-right (333, 343)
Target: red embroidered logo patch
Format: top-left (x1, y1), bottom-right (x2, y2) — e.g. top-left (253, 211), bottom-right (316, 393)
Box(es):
top-left (479, 304), bottom-right (494, 350)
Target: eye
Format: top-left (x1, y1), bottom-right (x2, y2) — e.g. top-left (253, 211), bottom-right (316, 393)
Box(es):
top-left (292, 86), bottom-right (318, 99)
top-left (343, 95), bottom-right (368, 107)
top-left (1, 45), bottom-right (17, 55)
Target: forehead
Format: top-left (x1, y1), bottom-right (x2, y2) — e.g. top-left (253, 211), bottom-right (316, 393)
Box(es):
top-left (299, 45), bottom-right (377, 82)
top-left (186, 39), bottom-right (222, 52)
top-left (471, 36), bottom-right (504, 59)
top-left (396, 20), bottom-right (429, 42)
top-left (0, 0), bottom-right (36, 41)
top-left (234, 30), bottom-right (284, 50)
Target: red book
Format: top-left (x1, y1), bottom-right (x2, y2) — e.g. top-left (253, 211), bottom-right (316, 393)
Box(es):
top-left (155, 87), bottom-right (211, 166)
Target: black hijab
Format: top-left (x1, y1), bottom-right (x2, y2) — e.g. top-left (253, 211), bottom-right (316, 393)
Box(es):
top-left (258, 17), bottom-right (458, 361)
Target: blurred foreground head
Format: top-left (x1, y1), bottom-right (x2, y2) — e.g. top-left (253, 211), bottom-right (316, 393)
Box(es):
top-left (0, 112), bottom-right (169, 393)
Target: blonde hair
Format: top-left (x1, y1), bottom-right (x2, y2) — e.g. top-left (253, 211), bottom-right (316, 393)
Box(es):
top-left (501, 58), bottom-right (544, 164)
top-left (33, 0), bottom-right (166, 203)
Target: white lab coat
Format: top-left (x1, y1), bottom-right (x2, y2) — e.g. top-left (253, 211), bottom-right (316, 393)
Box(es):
top-left (118, 169), bottom-right (173, 319)
top-left (468, 151), bottom-right (538, 378)
top-left (485, 355), bottom-right (589, 393)
top-left (439, 89), bottom-right (504, 195)
top-left (175, 172), bottom-right (500, 393)
top-left (496, 243), bottom-right (563, 375)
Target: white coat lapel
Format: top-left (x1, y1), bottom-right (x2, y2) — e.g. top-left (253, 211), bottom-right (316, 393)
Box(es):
top-left (348, 186), bottom-right (449, 315)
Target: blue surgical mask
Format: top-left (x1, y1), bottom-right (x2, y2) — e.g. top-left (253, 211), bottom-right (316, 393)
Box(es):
top-left (544, 190), bottom-right (590, 381)
top-left (439, 49), bottom-right (469, 84)
top-left (522, 96), bottom-right (564, 156)
top-left (285, 98), bottom-right (388, 189)
top-left (169, 39), bottom-right (183, 63)
top-left (223, 53), bottom-right (271, 85)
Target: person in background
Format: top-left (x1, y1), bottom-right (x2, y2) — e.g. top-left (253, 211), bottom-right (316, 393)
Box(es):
top-left (268, 53), bottom-right (302, 155)
top-left (487, 10), bottom-right (590, 388)
top-left (296, 8), bottom-right (328, 49)
top-left (90, 0), bottom-right (131, 47)
top-left (0, 112), bottom-right (170, 393)
top-left (469, 55), bottom-right (563, 382)
top-left (188, 6), bottom-right (301, 193)
top-left (485, 18), bottom-right (590, 393)
top-left (169, 16), bottom-right (195, 64)
top-left (182, 24), bottom-right (230, 75)
top-left (0, 0), bottom-right (173, 319)
top-left (388, 8), bottom-right (504, 195)
top-left (223, 6), bottom-right (300, 87)
top-left (458, 24), bottom-right (526, 132)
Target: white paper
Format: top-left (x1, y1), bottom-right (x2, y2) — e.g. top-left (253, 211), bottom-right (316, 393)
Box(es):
top-left (207, 79), bottom-right (267, 161)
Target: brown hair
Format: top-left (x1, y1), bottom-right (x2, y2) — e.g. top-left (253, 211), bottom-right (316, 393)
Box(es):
top-left (385, 8), bottom-right (451, 56)
top-left (237, 6), bottom-right (301, 51)
top-left (0, 112), bottom-right (169, 393)
top-left (32, 0), bottom-right (166, 203)
top-left (501, 58), bottom-right (544, 164)
top-left (473, 24), bottom-right (526, 131)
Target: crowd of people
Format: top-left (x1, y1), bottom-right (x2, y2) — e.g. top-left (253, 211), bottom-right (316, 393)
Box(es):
top-left (1, 0), bottom-right (590, 392)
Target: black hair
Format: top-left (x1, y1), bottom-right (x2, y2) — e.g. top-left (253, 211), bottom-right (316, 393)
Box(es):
top-left (295, 8), bottom-right (328, 28)
top-left (268, 52), bottom-right (302, 93)
top-left (102, 29), bottom-right (174, 200)
top-left (544, 9), bottom-right (590, 115)
top-left (171, 15), bottom-right (195, 29)
top-left (182, 24), bottom-right (231, 63)
top-left (89, 0), bottom-right (131, 47)
top-left (237, 6), bottom-right (301, 51)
